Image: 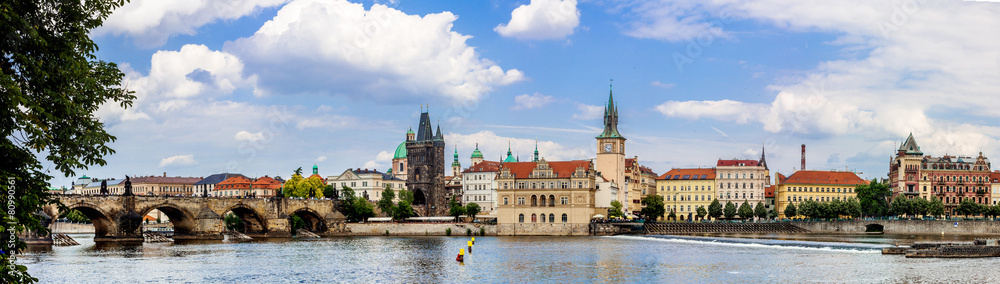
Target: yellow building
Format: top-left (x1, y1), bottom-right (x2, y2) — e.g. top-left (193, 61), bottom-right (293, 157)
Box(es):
top-left (775, 171), bottom-right (866, 218)
top-left (496, 159), bottom-right (598, 235)
top-left (656, 168), bottom-right (717, 221)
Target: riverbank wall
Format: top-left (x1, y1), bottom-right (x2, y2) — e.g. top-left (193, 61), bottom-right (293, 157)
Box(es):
top-left (328, 223), bottom-right (498, 236)
top-left (644, 222), bottom-right (809, 235)
top-left (50, 222), bottom-right (95, 234)
top-left (795, 220), bottom-right (1000, 235)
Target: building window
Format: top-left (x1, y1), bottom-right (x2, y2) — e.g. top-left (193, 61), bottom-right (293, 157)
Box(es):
top-left (549, 214), bottom-right (555, 223)
top-left (519, 214), bottom-right (524, 223)
top-left (562, 214), bottom-right (568, 223)
top-left (531, 214), bottom-right (537, 223)
top-left (517, 197), bottom-right (525, 205)
top-left (503, 197), bottom-right (508, 205)
top-left (549, 195), bottom-right (555, 207)
top-left (531, 195), bottom-right (538, 206)
top-left (561, 197), bottom-right (568, 205)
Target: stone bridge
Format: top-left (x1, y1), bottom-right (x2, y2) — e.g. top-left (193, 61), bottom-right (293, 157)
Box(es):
top-left (41, 195), bottom-right (345, 242)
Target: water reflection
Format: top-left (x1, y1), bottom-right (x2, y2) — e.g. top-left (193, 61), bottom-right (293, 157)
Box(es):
top-left (20, 233), bottom-right (1000, 283)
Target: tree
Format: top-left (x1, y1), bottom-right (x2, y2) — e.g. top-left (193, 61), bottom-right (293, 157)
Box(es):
top-left (845, 198), bottom-right (862, 219)
top-left (738, 201), bottom-right (753, 220)
top-left (284, 172), bottom-right (325, 198)
top-left (754, 202), bottom-right (767, 220)
top-left (987, 205), bottom-right (1000, 220)
top-left (667, 210), bottom-right (676, 221)
top-left (60, 209), bottom-right (91, 223)
top-left (289, 215), bottom-right (305, 235)
top-left (376, 184), bottom-right (396, 216)
top-left (608, 200), bottom-right (625, 218)
top-left (708, 199), bottom-right (723, 220)
top-left (323, 185), bottom-right (336, 199)
top-left (829, 199), bottom-right (845, 219)
top-left (640, 195), bottom-right (665, 222)
top-left (449, 197), bottom-right (466, 221)
top-left (798, 200), bottom-right (816, 219)
top-left (695, 206), bottom-right (707, 221)
top-left (723, 201), bottom-right (737, 220)
top-left (339, 186), bottom-right (374, 222)
top-left (224, 213), bottom-right (245, 232)
top-left (928, 196), bottom-right (945, 218)
top-left (856, 181), bottom-right (892, 217)
top-left (784, 203), bottom-right (798, 219)
top-left (465, 203), bottom-right (481, 220)
top-left (889, 195), bottom-right (911, 218)
top-left (911, 197), bottom-right (929, 218)
top-left (393, 188), bottom-right (416, 221)
top-left (282, 173), bottom-right (304, 197)
top-left (2, 0), bottom-right (135, 281)
top-left (956, 199), bottom-right (982, 218)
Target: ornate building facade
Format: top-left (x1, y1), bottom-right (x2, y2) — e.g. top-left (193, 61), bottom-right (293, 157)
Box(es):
top-left (496, 159), bottom-right (598, 235)
top-left (715, 149), bottom-right (769, 207)
top-left (595, 91), bottom-right (626, 212)
top-left (657, 168), bottom-right (717, 221)
top-left (888, 133), bottom-right (992, 213)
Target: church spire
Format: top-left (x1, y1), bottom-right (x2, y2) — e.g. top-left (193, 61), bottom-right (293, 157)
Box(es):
top-left (759, 144), bottom-right (769, 171)
top-left (533, 139), bottom-right (539, 162)
top-left (596, 87), bottom-right (624, 139)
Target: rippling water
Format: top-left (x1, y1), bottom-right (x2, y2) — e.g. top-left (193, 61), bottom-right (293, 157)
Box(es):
top-left (21, 233), bottom-right (1000, 283)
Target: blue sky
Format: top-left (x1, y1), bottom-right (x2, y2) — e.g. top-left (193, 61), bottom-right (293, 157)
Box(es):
top-left (46, 0), bottom-right (1000, 188)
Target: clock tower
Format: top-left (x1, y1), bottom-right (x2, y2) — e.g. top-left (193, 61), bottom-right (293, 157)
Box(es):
top-left (595, 89), bottom-right (626, 197)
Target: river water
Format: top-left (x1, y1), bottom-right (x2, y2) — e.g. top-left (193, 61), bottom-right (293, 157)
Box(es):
top-left (20, 233), bottom-right (1000, 283)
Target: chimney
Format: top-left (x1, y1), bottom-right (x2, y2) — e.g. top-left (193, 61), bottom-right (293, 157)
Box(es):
top-left (801, 144), bottom-right (806, 171)
top-left (163, 172), bottom-right (167, 177)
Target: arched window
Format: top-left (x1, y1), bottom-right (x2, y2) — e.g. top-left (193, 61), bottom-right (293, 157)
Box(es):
top-left (540, 195), bottom-right (547, 206)
top-left (561, 214), bottom-right (568, 223)
top-left (549, 195), bottom-right (555, 207)
top-left (531, 195), bottom-right (538, 206)
top-left (540, 213), bottom-right (545, 223)
top-left (531, 214), bottom-right (537, 223)
top-left (519, 214), bottom-right (524, 223)
top-left (549, 214), bottom-right (555, 222)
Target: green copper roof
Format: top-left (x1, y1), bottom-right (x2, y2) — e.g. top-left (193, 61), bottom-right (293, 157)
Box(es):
top-left (394, 141), bottom-right (408, 159)
top-left (452, 149), bottom-right (461, 166)
top-left (899, 133), bottom-right (922, 155)
top-left (503, 146), bottom-right (517, 163)
top-left (596, 90), bottom-right (625, 139)
top-left (471, 144), bottom-right (483, 158)
top-left (406, 128), bottom-right (414, 135)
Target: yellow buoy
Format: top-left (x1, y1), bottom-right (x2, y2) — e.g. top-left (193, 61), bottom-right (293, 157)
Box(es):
top-left (472, 237), bottom-right (475, 245)
top-left (456, 249), bottom-right (465, 262)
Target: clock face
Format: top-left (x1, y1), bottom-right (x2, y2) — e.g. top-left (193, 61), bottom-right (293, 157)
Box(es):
top-left (604, 144), bottom-right (613, 153)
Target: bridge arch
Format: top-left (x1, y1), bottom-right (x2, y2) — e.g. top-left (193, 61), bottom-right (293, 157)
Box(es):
top-left (63, 202), bottom-right (115, 239)
top-left (138, 203), bottom-right (198, 237)
top-left (290, 208), bottom-right (327, 233)
top-left (223, 205), bottom-right (268, 236)
top-left (865, 223), bottom-right (884, 233)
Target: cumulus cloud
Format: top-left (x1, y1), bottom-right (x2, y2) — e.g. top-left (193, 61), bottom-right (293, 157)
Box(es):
top-left (95, 0), bottom-right (289, 47)
top-left (225, 0), bottom-right (524, 102)
top-left (643, 0), bottom-right (1000, 154)
top-left (495, 0), bottom-right (580, 40)
top-left (512, 93), bottom-right (556, 110)
top-left (650, 81), bottom-right (675, 89)
top-left (316, 156), bottom-right (327, 162)
top-left (446, 131), bottom-right (590, 162)
top-left (234, 131), bottom-right (266, 142)
top-left (159, 154), bottom-right (197, 167)
top-left (572, 104), bottom-right (604, 120)
top-left (362, 151), bottom-right (394, 169)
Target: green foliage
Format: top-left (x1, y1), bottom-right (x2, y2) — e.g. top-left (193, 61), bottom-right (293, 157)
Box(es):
top-left (391, 188), bottom-right (416, 220)
top-left (323, 185), bottom-right (336, 199)
top-left (708, 199), bottom-right (723, 220)
top-left (224, 213), bottom-right (245, 232)
top-left (911, 197), bottom-right (929, 217)
top-left (723, 201), bottom-right (737, 219)
top-left (339, 186), bottom-right (374, 222)
top-left (928, 196), bottom-right (945, 218)
top-left (289, 215), bottom-right (305, 234)
top-left (466, 228), bottom-right (472, 236)
top-left (376, 184), bottom-right (396, 216)
top-left (479, 227), bottom-right (486, 236)
top-left (446, 228), bottom-right (452, 236)
top-left (608, 200), bottom-right (625, 218)
top-left (2, 0), bottom-right (135, 281)
top-left (769, 210), bottom-right (779, 219)
top-left (465, 203), bottom-right (481, 220)
top-left (60, 209), bottom-right (91, 223)
top-left (449, 198), bottom-right (466, 221)
top-left (283, 172), bottom-right (325, 198)
top-left (845, 198), bottom-right (862, 218)
top-left (737, 201), bottom-right (753, 220)
top-left (798, 200), bottom-right (819, 219)
top-left (695, 206), bottom-right (707, 220)
top-left (640, 195), bottom-right (665, 221)
top-left (986, 205), bottom-right (1000, 219)
top-left (889, 195), bottom-right (911, 217)
top-left (667, 210), bottom-right (676, 221)
top-left (784, 203), bottom-right (798, 219)
top-left (294, 167), bottom-right (303, 176)
top-left (754, 202), bottom-right (767, 219)
top-left (828, 199), bottom-right (844, 218)
top-left (956, 199), bottom-right (983, 217)
top-left (856, 181), bottom-right (892, 217)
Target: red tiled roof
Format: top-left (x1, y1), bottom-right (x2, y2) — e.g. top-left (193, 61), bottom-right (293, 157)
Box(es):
top-left (781, 171), bottom-right (866, 185)
top-left (639, 166), bottom-right (658, 176)
top-left (252, 176), bottom-right (283, 189)
top-left (500, 160), bottom-right (591, 178)
top-left (991, 171), bottom-right (1000, 183)
top-left (130, 176), bottom-right (202, 184)
top-left (463, 161), bottom-right (501, 173)
top-left (717, 159), bottom-right (760, 167)
top-left (217, 175), bottom-right (253, 189)
top-left (657, 168), bottom-right (716, 180)
top-left (765, 185), bottom-right (775, 198)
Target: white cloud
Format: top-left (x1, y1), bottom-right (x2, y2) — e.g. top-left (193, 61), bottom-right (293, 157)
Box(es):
top-left (315, 156), bottom-right (327, 162)
top-left (95, 0), bottom-right (289, 47)
top-left (643, 0), bottom-right (1000, 153)
top-left (362, 151), bottom-right (394, 169)
top-left (495, 0), bottom-right (580, 40)
top-left (234, 131), bottom-right (266, 142)
top-left (159, 154), bottom-right (197, 167)
top-left (572, 104), bottom-right (604, 120)
top-left (512, 93), bottom-right (556, 110)
top-left (650, 81), bottom-right (675, 89)
top-left (446, 131), bottom-right (590, 162)
top-left (225, 0), bottom-right (525, 102)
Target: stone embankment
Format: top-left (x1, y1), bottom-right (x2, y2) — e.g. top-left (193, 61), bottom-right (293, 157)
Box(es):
top-left (795, 220), bottom-right (1000, 235)
top-left (334, 223), bottom-right (496, 236)
top-left (884, 239), bottom-right (1000, 258)
top-left (644, 222), bottom-right (810, 235)
top-left (50, 221), bottom-right (95, 234)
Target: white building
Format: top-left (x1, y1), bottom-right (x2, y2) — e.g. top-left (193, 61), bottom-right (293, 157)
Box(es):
top-left (462, 159), bottom-right (501, 215)
top-left (327, 168), bottom-right (405, 202)
top-left (716, 150), bottom-right (770, 206)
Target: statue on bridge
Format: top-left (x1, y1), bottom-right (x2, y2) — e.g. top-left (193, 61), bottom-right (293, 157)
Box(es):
top-left (99, 180), bottom-right (108, 195)
top-left (123, 175), bottom-right (133, 196)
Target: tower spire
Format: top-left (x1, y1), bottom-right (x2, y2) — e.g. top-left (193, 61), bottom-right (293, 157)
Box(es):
top-left (533, 139), bottom-right (539, 162)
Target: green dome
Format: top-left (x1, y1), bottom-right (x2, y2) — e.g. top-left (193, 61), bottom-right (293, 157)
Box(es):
top-left (406, 128), bottom-right (414, 135)
top-left (394, 141), bottom-right (408, 159)
top-left (471, 147), bottom-right (483, 158)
